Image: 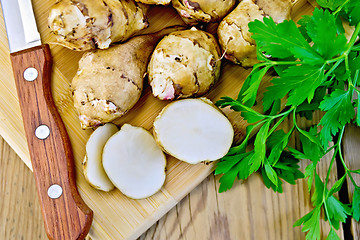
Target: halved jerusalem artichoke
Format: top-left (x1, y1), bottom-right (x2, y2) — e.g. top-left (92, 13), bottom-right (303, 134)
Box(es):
top-left (172, 0), bottom-right (237, 25)
top-left (83, 123), bottom-right (118, 192)
top-left (148, 28), bottom-right (221, 100)
top-left (102, 124), bottom-right (166, 199)
top-left (72, 26), bottom-right (185, 129)
top-left (48, 0), bottom-right (148, 51)
top-left (153, 98), bottom-right (234, 164)
top-left (217, 0), bottom-right (292, 66)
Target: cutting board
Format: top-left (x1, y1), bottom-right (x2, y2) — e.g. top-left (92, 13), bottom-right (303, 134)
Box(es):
top-left (0, 0), bottom-right (313, 239)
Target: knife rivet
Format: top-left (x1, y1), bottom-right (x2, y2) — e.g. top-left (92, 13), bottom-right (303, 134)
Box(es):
top-left (35, 125), bottom-right (50, 140)
top-left (47, 184), bottom-right (63, 199)
top-left (23, 67), bottom-right (38, 81)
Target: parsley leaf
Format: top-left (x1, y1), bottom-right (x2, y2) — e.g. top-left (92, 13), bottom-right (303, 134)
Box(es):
top-left (327, 174), bottom-right (347, 198)
top-left (215, 152), bottom-right (253, 193)
top-left (264, 64), bottom-right (325, 108)
top-left (238, 65), bottom-right (272, 107)
top-left (326, 228), bottom-right (341, 240)
top-left (267, 129), bottom-right (293, 165)
top-left (275, 154), bottom-right (304, 184)
top-left (307, 8), bottom-right (347, 59)
top-left (249, 121), bottom-right (271, 173)
top-left (325, 195), bottom-right (352, 229)
top-left (216, 97), bottom-right (265, 123)
top-left (352, 187), bottom-right (360, 221)
top-left (261, 167), bottom-right (283, 192)
top-left (316, 0), bottom-right (343, 11)
top-left (261, 152), bottom-right (304, 193)
top-left (300, 127), bottom-right (324, 164)
top-left (296, 87), bottom-right (326, 120)
top-left (217, 163), bottom-right (240, 193)
top-left (294, 206), bottom-right (321, 240)
top-left (264, 160), bottom-right (278, 187)
top-left (348, 51), bottom-right (360, 84)
top-left (215, 154), bottom-right (247, 175)
top-left (319, 89), bottom-right (355, 147)
top-left (310, 174), bottom-right (351, 230)
top-left (298, 15), bottom-right (312, 42)
top-left (249, 18), bottom-right (323, 63)
top-left (311, 174), bottom-right (325, 206)
top-left (305, 163), bottom-right (316, 192)
top-left (341, 0), bottom-right (360, 26)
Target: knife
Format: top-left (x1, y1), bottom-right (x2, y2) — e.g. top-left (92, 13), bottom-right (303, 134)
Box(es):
top-left (0, 0), bottom-right (93, 239)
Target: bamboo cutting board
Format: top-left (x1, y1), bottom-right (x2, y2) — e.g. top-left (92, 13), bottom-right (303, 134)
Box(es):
top-left (0, 0), bottom-right (313, 239)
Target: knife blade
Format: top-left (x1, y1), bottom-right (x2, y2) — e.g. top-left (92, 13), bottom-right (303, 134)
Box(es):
top-left (0, 0), bottom-right (93, 239)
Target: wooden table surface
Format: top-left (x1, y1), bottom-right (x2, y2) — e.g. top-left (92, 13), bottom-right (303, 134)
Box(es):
top-left (1, 114), bottom-right (359, 239)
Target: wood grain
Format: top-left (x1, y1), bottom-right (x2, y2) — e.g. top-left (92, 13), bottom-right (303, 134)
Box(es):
top-left (343, 124), bottom-right (360, 239)
top-left (10, 45), bottom-right (93, 240)
top-left (0, 136), bottom-right (47, 239)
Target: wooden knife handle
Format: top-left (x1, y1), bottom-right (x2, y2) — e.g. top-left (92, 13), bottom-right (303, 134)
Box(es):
top-left (10, 44), bottom-right (93, 240)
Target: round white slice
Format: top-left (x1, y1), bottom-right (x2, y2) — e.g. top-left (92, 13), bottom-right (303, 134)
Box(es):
top-left (153, 98), bottom-right (234, 164)
top-left (83, 123), bottom-right (118, 192)
top-left (102, 124), bottom-right (166, 199)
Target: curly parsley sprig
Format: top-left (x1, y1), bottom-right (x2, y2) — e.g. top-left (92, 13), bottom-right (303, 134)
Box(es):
top-left (215, 0), bottom-right (360, 239)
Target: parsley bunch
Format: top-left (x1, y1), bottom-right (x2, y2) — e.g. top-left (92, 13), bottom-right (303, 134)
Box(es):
top-left (215, 0), bottom-right (360, 239)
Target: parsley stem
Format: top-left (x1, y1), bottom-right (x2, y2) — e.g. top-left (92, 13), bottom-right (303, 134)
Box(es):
top-left (270, 106), bottom-right (295, 119)
top-left (267, 111), bottom-right (293, 137)
top-left (345, 55), bottom-right (351, 84)
top-left (348, 172), bottom-right (359, 188)
top-left (325, 22), bottom-right (360, 71)
top-left (353, 70), bottom-right (359, 86)
top-left (352, 45), bottom-right (360, 51)
top-left (325, 146), bottom-right (339, 188)
top-left (333, 0), bottom-right (351, 15)
top-left (352, 87), bottom-right (360, 94)
top-left (337, 126), bottom-right (349, 172)
top-left (347, 23), bottom-right (360, 53)
top-left (269, 60), bottom-right (302, 66)
top-left (230, 120), bottom-right (267, 153)
top-left (326, 56), bottom-right (343, 64)
top-left (231, 101), bottom-right (268, 119)
top-left (325, 60), bottom-right (343, 79)
top-left (324, 144), bottom-right (337, 155)
top-left (323, 201), bottom-right (335, 230)
top-left (292, 108), bottom-right (297, 129)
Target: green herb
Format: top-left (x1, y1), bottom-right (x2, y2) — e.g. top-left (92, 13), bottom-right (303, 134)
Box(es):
top-left (215, 0), bottom-right (360, 238)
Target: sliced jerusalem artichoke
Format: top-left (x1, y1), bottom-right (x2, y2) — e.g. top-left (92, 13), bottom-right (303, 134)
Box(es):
top-left (83, 123), bottom-right (118, 192)
top-left (72, 26), bottom-right (185, 129)
top-left (172, 0), bottom-right (237, 25)
top-left (102, 124), bottom-right (166, 199)
top-left (217, 0), bottom-right (292, 66)
top-left (148, 28), bottom-right (221, 100)
top-left (48, 0), bottom-right (148, 51)
top-left (153, 98), bottom-right (234, 164)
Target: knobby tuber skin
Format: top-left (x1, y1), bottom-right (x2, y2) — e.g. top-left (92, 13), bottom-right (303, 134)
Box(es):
top-left (172, 0), bottom-right (237, 25)
top-left (102, 124), bottom-right (166, 199)
top-left (83, 123), bottom-right (118, 192)
top-left (218, 0), bottom-right (292, 66)
top-left (148, 28), bottom-right (221, 100)
top-left (135, 0), bottom-right (171, 5)
top-left (72, 26), bottom-right (185, 129)
top-left (153, 98), bottom-right (234, 164)
top-left (48, 0), bottom-right (149, 51)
